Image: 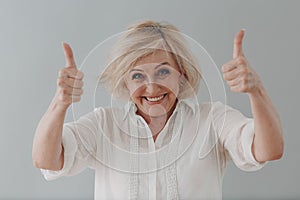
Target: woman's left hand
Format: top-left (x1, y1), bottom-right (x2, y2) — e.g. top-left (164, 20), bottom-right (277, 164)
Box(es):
top-left (222, 30), bottom-right (284, 162)
top-left (222, 30), bottom-right (262, 94)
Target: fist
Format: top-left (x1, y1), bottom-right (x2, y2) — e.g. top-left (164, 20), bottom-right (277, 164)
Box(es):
top-left (56, 43), bottom-right (84, 107)
top-left (222, 30), bottom-right (261, 94)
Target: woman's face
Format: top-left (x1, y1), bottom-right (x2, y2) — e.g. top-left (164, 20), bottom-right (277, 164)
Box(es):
top-left (125, 50), bottom-right (182, 121)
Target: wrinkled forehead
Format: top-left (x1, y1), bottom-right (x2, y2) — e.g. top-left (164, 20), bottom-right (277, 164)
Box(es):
top-left (133, 50), bottom-right (179, 69)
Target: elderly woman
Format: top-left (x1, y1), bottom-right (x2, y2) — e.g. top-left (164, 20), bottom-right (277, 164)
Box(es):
top-left (32, 21), bottom-right (283, 200)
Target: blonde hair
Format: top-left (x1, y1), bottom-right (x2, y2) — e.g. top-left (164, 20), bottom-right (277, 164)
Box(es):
top-left (100, 20), bottom-right (201, 100)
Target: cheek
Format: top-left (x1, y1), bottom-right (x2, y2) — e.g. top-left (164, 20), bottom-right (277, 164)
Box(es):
top-left (168, 93), bottom-right (178, 104)
top-left (162, 77), bottom-right (180, 95)
top-left (129, 85), bottom-right (144, 100)
top-left (126, 81), bottom-right (142, 97)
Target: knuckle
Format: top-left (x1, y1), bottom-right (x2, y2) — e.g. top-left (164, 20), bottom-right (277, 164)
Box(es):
top-left (70, 68), bottom-right (78, 73)
top-left (241, 84), bottom-right (247, 91)
top-left (237, 57), bottom-right (246, 65)
top-left (230, 87), bottom-right (236, 92)
top-left (59, 68), bottom-right (67, 75)
top-left (80, 89), bottom-right (84, 95)
top-left (67, 79), bottom-right (74, 87)
top-left (58, 68), bottom-right (64, 74)
top-left (73, 80), bottom-right (78, 87)
top-left (73, 79), bottom-right (81, 86)
top-left (61, 88), bottom-right (69, 95)
top-left (242, 78), bottom-right (248, 85)
top-left (78, 81), bottom-right (84, 88)
top-left (223, 74), bottom-right (226, 79)
top-left (221, 65), bottom-right (227, 72)
top-left (57, 79), bottom-right (63, 86)
top-left (240, 74), bottom-right (247, 81)
top-left (76, 71), bottom-right (84, 79)
top-left (72, 96), bottom-right (80, 103)
top-left (223, 73), bottom-right (228, 80)
top-left (75, 89), bottom-right (83, 96)
top-left (241, 67), bottom-right (248, 73)
top-left (56, 78), bottom-right (63, 87)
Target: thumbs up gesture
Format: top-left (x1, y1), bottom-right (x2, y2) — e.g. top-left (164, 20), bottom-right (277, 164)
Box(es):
top-left (222, 30), bottom-right (261, 94)
top-left (55, 43), bottom-right (84, 108)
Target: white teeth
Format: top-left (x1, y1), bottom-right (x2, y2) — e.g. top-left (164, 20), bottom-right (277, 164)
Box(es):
top-left (146, 95), bottom-right (164, 102)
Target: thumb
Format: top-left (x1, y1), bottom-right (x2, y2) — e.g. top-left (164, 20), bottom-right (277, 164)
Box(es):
top-left (233, 29), bottom-right (245, 59)
top-left (62, 42), bottom-right (77, 68)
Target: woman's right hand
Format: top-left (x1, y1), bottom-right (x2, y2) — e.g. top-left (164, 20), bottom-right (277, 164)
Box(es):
top-left (55, 43), bottom-right (84, 110)
top-left (32, 43), bottom-right (84, 170)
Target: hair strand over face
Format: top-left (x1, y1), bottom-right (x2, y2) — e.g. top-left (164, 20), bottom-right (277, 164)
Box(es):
top-left (99, 20), bottom-right (202, 100)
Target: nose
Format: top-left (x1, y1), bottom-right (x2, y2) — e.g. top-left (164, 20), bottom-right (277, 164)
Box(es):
top-left (145, 83), bottom-right (160, 94)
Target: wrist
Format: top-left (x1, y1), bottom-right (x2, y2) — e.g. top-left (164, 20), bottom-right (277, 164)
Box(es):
top-left (248, 83), bottom-right (265, 98)
top-left (49, 92), bottom-right (70, 114)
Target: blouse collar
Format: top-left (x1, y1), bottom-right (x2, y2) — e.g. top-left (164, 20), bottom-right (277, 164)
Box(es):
top-left (122, 98), bottom-right (198, 121)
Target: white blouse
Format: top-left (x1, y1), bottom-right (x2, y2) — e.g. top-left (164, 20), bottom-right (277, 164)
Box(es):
top-left (42, 99), bottom-right (265, 200)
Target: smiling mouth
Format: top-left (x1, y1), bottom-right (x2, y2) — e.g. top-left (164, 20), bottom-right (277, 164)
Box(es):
top-left (144, 94), bottom-right (166, 102)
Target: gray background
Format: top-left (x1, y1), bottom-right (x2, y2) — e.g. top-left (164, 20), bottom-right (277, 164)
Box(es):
top-left (0, 0), bottom-right (299, 199)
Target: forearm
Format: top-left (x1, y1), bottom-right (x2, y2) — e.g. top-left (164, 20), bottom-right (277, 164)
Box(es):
top-left (32, 43), bottom-right (83, 171)
top-left (32, 94), bottom-right (69, 170)
top-left (222, 30), bottom-right (284, 162)
top-left (249, 85), bottom-right (284, 162)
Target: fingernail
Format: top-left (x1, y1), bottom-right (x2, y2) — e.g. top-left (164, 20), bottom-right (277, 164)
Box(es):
top-left (62, 41), bottom-right (68, 46)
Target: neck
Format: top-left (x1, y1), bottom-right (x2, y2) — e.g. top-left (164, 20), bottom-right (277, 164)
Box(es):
top-left (136, 101), bottom-right (177, 141)
top-left (147, 115), bottom-right (168, 142)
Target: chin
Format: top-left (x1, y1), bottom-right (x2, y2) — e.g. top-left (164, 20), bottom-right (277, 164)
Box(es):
top-left (141, 104), bottom-right (172, 119)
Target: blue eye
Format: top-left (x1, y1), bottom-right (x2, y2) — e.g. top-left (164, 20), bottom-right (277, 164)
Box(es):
top-left (156, 68), bottom-right (170, 77)
top-left (132, 73), bottom-right (144, 80)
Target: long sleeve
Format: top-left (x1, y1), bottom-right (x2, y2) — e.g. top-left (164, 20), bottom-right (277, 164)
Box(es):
top-left (41, 109), bottom-right (101, 180)
top-left (212, 102), bottom-right (266, 171)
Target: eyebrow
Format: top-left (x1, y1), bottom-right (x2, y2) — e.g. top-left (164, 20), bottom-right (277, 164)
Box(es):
top-left (129, 62), bottom-right (171, 73)
top-left (129, 68), bottom-right (144, 73)
top-left (155, 62), bottom-right (171, 69)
